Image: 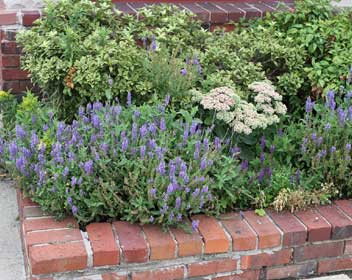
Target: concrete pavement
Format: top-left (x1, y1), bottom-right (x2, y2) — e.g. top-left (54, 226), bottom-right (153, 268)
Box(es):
top-left (0, 180), bottom-right (25, 280)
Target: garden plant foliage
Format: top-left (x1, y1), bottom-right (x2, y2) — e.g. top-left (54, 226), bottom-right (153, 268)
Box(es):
top-left (1, 0), bottom-right (352, 228)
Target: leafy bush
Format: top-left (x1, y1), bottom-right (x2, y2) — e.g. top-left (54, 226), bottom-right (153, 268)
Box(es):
top-left (0, 91), bottom-right (17, 131)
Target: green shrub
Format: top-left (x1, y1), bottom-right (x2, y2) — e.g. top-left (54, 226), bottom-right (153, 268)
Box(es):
top-left (0, 91), bottom-right (18, 132)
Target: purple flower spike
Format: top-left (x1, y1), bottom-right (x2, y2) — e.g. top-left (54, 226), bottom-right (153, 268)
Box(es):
top-left (337, 107), bottom-right (347, 127)
top-left (15, 124), bottom-right (26, 139)
top-left (200, 157), bottom-right (207, 170)
top-left (160, 118), bottom-right (166, 131)
top-left (241, 160), bottom-right (249, 172)
top-left (260, 136), bottom-right (266, 151)
top-left (175, 197), bottom-right (181, 209)
top-left (305, 96), bottom-right (315, 114)
top-left (325, 123), bottom-right (331, 131)
top-left (346, 143), bottom-right (352, 152)
top-left (127, 92), bottom-right (132, 107)
top-left (192, 220), bottom-right (200, 231)
top-left (150, 188), bottom-right (157, 198)
top-left (180, 68), bottom-right (187, 76)
top-left (326, 90), bottom-right (336, 111)
top-left (330, 146), bottom-right (337, 153)
top-left (121, 138), bottom-right (129, 152)
top-left (157, 160), bottom-right (166, 176)
top-left (140, 145), bottom-right (146, 158)
top-left (83, 160), bottom-right (94, 175)
top-left (72, 205), bottom-right (78, 215)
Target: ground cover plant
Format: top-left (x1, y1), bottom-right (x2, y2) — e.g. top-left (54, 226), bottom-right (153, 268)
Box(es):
top-left (1, 0), bottom-right (352, 228)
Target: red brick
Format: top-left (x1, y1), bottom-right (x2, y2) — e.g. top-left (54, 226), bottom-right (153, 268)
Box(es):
top-left (179, 3), bottom-right (210, 22)
top-left (215, 3), bottom-right (245, 21)
top-left (192, 215), bottom-right (230, 254)
top-left (188, 259), bottom-right (237, 277)
top-left (0, 11), bottom-right (17, 25)
top-left (213, 270), bottom-right (260, 280)
top-left (233, 3), bottom-right (262, 19)
top-left (241, 249), bottom-right (292, 269)
top-left (243, 210), bottom-right (281, 249)
top-left (142, 224), bottom-right (176, 260)
top-left (1, 30), bottom-right (17, 41)
top-left (2, 69), bottom-right (29, 80)
top-left (295, 209), bottom-right (331, 242)
top-left (29, 242), bottom-right (87, 274)
top-left (170, 223), bottom-right (203, 257)
top-left (131, 266), bottom-right (184, 280)
top-left (268, 211), bottom-right (307, 246)
top-left (345, 240), bottom-right (352, 254)
top-left (318, 205), bottom-right (352, 239)
top-left (23, 206), bottom-right (49, 218)
top-left (26, 228), bottom-right (82, 248)
top-left (266, 262), bottom-right (316, 279)
top-left (113, 221), bottom-right (148, 263)
top-left (86, 223), bottom-right (119, 266)
top-left (1, 55), bottom-right (20, 67)
top-left (24, 217), bottom-right (78, 232)
top-left (102, 272), bottom-right (128, 280)
top-left (198, 3), bottom-right (228, 23)
top-left (1, 41), bottom-right (20, 54)
top-left (2, 81), bottom-right (20, 92)
top-left (294, 241), bottom-right (344, 262)
top-left (21, 196), bottom-right (38, 207)
top-left (22, 11), bottom-right (41, 27)
top-left (318, 256), bottom-right (352, 274)
top-left (220, 212), bottom-right (257, 251)
top-left (336, 200), bottom-right (352, 217)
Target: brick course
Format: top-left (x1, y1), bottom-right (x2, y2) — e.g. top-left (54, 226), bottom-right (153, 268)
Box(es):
top-left (16, 191), bottom-right (352, 279)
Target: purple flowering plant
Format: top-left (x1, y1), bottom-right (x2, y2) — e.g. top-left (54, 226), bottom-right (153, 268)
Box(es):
top-left (299, 86), bottom-right (352, 195)
top-left (1, 96), bottom-right (244, 228)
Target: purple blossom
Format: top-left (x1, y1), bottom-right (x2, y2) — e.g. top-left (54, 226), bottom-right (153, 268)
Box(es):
top-left (164, 95), bottom-right (171, 107)
top-left (260, 153), bottom-right (265, 164)
top-left (192, 220), bottom-right (199, 231)
top-left (67, 196), bottom-right (73, 206)
top-left (326, 90), bottom-right (336, 111)
top-left (72, 205), bottom-right (78, 215)
top-left (16, 156), bottom-right (27, 174)
top-left (296, 170), bottom-right (301, 185)
top-left (140, 124), bottom-right (148, 138)
top-left (140, 145), bottom-right (146, 158)
top-left (305, 96), bottom-right (315, 113)
top-left (151, 39), bottom-right (157, 52)
top-left (91, 115), bottom-right (100, 129)
top-left (150, 188), bottom-right (156, 198)
top-left (30, 132), bottom-right (39, 150)
top-left (108, 78), bottom-right (113, 87)
top-left (231, 147), bottom-right (241, 157)
top-left (157, 160), bottom-right (166, 176)
top-left (134, 110), bottom-right (140, 119)
top-left (260, 136), bottom-right (266, 151)
top-left (83, 160), bottom-right (94, 175)
top-left (120, 137), bottom-right (129, 153)
top-left (325, 123), bottom-right (331, 131)
top-left (330, 146), bottom-right (337, 153)
top-left (258, 169), bottom-right (265, 183)
top-left (160, 204), bottom-right (168, 215)
top-left (15, 125), bottom-right (26, 139)
top-left (127, 92), bottom-right (132, 107)
top-left (317, 137), bottom-right (323, 146)
top-left (241, 160), bottom-right (249, 172)
top-left (214, 137), bottom-right (221, 150)
top-left (132, 123), bottom-right (138, 140)
top-left (202, 185), bottom-right (209, 193)
top-left (346, 143), bottom-right (352, 152)
top-left (148, 123), bottom-right (157, 135)
top-left (180, 68), bottom-right (187, 76)
top-left (311, 133), bottom-right (317, 141)
top-left (175, 197), bottom-right (181, 209)
top-left (348, 106), bottom-right (352, 120)
top-left (278, 128), bottom-right (283, 137)
top-left (337, 107), bottom-right (347, 126)
top-left (190, 122), bottom-right (198, 135)
top-left (270, 145), bottom-right (275, 154)
top-left (192, 188), bottom-right (200, 197)
top-left (148, 139), bottom-right (156, 150)
top-left (200, 157), bottom-right (207, 170)
top-left (177, 214), bottom-right (182, 221)
top-left (160, 118), bottom-right (166, 131)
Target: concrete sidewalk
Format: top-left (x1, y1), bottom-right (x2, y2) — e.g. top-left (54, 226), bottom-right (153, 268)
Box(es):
top-left (0, 180), bottom-right (25, 280)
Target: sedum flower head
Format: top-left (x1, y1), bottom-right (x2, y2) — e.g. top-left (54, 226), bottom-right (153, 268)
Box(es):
top-left (200, 87), bottom-right (238, 111)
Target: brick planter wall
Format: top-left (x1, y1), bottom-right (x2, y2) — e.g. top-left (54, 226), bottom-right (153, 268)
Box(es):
top-left (17, 190), bottom-right (352, 280)
top-left (0, 0), bottom-right (294, 96)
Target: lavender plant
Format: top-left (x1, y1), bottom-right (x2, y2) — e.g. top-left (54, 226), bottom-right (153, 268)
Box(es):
top-left (1, 95), bottom-right (243, 227)
top-left (299, 85), bottom-right (352, 195)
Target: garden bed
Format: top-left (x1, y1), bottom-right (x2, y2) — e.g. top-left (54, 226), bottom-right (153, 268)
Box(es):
top-left (19, 190), bottom-right (352, 279)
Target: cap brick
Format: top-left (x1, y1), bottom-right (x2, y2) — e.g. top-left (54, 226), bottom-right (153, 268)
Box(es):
top-left (142, 224), bottom-right (176, 260)
top-left (243, 211), bottom-right (281, 249)
top-left (318, 205), bottom-right (352, 239)
top-left (26, 228), bottom-right (82, 248)
top-left (220, 212), bottom-right (257, 251)
top-left (24, 217), bottom-right (78, 232)
top-left (29, 241), bottom-right (87, 274)
top-left (268, 210), bottom-right (307, 246)
top-left (295, 209), bottom-right (331, 242)
top-left (192, 215), bottom-right (230, 254)
top-left (113, 221), bottom-right (148, 263)
top-left (86, 223), bottom-right (119, 266)
top-left (170, 222), bottom-right (203, 257)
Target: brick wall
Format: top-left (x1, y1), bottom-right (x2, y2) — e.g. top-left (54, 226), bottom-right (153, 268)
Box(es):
top-left (0, 1), bottom-right (294, 96)
top-left (18, 191), bottom-right (352, 280)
